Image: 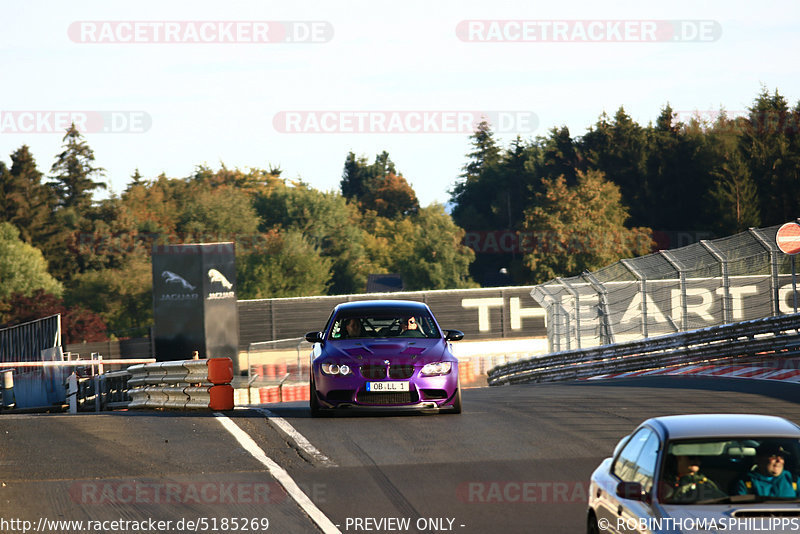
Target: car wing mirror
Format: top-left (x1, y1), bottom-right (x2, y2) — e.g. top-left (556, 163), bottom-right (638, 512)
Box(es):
top-left (616, 481), bottom-right (646, 501)
top-left (445, 330), bottom-right (464, 341)
top-left (305, 331), bottom-right (324, 343)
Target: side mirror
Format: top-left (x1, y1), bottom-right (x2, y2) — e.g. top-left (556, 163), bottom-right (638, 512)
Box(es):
top-left (445, 330), bottom-right (464, 341)
top-left (305, 331), bottom-right (324, 343)
top-left (616, 481), bottom-right (645, 501)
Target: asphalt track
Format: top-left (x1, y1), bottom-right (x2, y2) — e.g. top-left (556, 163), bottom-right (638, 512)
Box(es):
top-left (3, 376), bottom-right (800, 534)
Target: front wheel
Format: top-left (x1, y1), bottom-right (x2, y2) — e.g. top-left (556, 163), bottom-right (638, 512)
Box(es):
top-left (445, 379), bottom-right (462, 414)
top-left (309, 376), bottom-right (323, 417)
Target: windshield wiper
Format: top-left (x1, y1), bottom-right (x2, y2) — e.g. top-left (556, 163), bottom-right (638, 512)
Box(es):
top-left (695, 495), bottom-right (800, 505)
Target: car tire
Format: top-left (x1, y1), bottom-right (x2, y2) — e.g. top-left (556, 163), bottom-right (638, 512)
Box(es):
top-left (445, 379), bottom-right (462, 414)
top-left (309, 376), bottom-right (324, 418)
top-left (586, 512), bottom-right (600, 534)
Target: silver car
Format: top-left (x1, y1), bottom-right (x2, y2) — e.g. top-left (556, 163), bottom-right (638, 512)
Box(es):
top-left (588, 414), bottom-right (800, 533)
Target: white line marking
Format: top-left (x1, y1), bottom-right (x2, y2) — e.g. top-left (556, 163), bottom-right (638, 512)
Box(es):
top-left (253, 407), bottom-right (337, 467)
top-left (215, 413), bottom-right (341, 534)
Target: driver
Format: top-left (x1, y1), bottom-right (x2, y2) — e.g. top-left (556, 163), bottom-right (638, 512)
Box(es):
top-left (667, 455), bottom-right (725, 502)
top-left (399, 316), bottom-right (424, 337)
top-left (735, 443), bottom-right (799, 498)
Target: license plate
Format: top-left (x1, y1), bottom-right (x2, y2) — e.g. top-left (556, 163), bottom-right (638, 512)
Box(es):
top-left (366, 381), bottom-right (409, 392)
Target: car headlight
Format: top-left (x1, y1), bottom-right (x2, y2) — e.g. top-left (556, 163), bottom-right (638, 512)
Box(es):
top-left (419, 362), bottom-right (452, 376)
top-left (321, 363), bottom-right (352, 376)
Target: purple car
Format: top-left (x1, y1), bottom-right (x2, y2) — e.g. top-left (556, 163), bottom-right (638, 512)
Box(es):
top-left (305, 300), bottom-right (464, 416)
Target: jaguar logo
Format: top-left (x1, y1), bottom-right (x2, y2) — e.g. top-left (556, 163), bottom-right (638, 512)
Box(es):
top-left (208, 269), bottom-right (233, 289)
top-left (161, 270), bottom-right (196, 291)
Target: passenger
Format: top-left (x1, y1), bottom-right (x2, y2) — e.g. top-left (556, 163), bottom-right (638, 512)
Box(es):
top-left (735, 443), bottom-right (799, 498)
top-left (399, 316), bottom-right (424, 337)
top-left (668, 455), bottom-right (725, 502)
top-left (343, 318), bottom-right (363, 338)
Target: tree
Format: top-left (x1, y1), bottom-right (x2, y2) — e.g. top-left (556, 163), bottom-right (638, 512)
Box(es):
top-left (521, 170), bottom-right (653, 282)
top-left (450, 120), bottom-right (502, 230)
top-left (0, 222), bottom-right (63, 303)
top-left (49, 124), bottom-right (106, 212)
top-left (739, 87), bottom-right (799, 225)
top-left (339, 151), bottom-right (417, 219)
top-left (254, 181), bottom-right (372, 294)
top-left (1, 289), bottom-right (107, 343)
top-left (358, 171), bottom-right (419, 219)
top-left (707, 115), bottom-right (761, 233)
top-left (6, 145), bottom-right (54, 244)
top-left (362, 205), bottom-right (476, 290)
top-left (237, 229), bottom-right (333, 298)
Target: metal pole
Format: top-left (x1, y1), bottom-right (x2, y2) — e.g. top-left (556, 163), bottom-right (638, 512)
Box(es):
top-left (793, 255), bottom-right (798, 314)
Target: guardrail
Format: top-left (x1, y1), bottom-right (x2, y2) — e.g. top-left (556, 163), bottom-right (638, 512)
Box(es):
top-left (487, 313), bottom-right (800, 386)
top-left (126, 358), bottom-right (234, 410)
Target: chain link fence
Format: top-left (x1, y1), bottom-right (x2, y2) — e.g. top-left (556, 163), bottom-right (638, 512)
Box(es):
top-left (532, 225), bottom-right (800, 352)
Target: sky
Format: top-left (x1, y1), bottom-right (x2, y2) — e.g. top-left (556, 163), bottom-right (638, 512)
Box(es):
top-left (2, 0), bottom-right (799, 207)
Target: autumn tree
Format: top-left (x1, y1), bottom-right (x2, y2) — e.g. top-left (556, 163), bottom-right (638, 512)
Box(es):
top-left (340, 151), bottom-right (419, 218)
top-left (521, 170), bottom-right (653, 282)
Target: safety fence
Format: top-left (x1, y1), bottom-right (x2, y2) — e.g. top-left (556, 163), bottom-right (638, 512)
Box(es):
top-left (487, 312), bottom-right (800, 386)
top-left (532, 225), bottom-right (800, 353)
top-left (126, 358), bottom-right (234, 410)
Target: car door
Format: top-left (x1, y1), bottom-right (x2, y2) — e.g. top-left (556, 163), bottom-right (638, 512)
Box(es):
top-left (599, 428), bottom-right (660, 533)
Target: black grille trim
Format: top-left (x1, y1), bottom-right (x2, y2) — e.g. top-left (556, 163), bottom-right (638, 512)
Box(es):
top-left (389, 365), bottom-right (414, 379)
top-left (360, 365), bottom-right (387, 379)
top-left (356, 391), bottom-right (419, 405)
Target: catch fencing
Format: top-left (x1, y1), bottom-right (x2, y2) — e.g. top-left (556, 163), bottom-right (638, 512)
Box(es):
top-left (532, 225), bottom-right (800, 353)
top-left (488, 312), bottom-right (800, 386)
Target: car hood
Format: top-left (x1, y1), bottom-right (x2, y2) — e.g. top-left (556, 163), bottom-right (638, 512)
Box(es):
top-left (658, 503), bottom-right (800, 531)
top-left (321, 338), bottom-right (450, 364)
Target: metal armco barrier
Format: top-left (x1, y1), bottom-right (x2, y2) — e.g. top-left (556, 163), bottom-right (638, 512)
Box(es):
top-left (488, 313), bottom-right (800, 386)
top-left (127, 358), bottom-right (234, 410)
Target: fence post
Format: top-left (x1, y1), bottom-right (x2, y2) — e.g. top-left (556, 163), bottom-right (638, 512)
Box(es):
top-left (701, 240), bottom-right (731, 325)
top-left (661, 250), bottom-right (687, 332)
top-left (621, 259), bottom-right (649, 339)
top-left (556, 278), bottom-right (582, 349)
top-left (750, 227), bottom-right (780, 317)
top-left (582, 271), bottom-right (615, 345)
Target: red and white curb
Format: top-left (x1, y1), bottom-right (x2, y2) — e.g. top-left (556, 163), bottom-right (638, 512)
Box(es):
top-left (587, 358), bottom-right (800, 383)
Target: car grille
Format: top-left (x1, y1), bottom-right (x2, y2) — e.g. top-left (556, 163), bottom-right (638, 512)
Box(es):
top-left (360, 365), bottom-right (387, 379)
top-left (388, 365), bottom-right (414, 379)
top-left (356, 391), bottom-right (419, 405)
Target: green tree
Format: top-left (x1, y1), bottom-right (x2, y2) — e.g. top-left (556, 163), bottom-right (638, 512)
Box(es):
top-left (707, 114), bottom-right (761, 233)
top-left (0, 222), bottom-right (63, 302)
top-left (65, 253), bottom-right (153, 334)
top-left (580, 108), bottom-right (650, 227)
top-left (450, 120), bottom-right (502, 230)
top-left (521, 170), bottom-right (653, 282)
top-left (254, 181), bottom-right (371, 294)
top-left (237, 229), bottom-right (333, 298)
top-left (6, 145), bottom-right (55, 244)
top-left (740, 87), bottom-right (799, 225)
top-left (49, 124), bottom-right (106, 212)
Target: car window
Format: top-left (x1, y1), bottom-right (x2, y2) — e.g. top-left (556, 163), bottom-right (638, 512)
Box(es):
top-left (631, 432), bottom-right (660, 493)
top-left (613, 428), bottom-right (653, 482)
top-left (329, 313), bottom-right (439, 339)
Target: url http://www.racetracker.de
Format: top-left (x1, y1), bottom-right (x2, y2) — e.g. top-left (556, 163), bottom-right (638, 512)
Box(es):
top-left (0, 517), bottom-right (271, 533)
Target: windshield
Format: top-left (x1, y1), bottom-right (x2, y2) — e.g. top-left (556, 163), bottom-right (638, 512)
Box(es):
top-left (329, 313), bottom-right (440, 340)
top-left (659, 438), bottom-right (800, 504)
